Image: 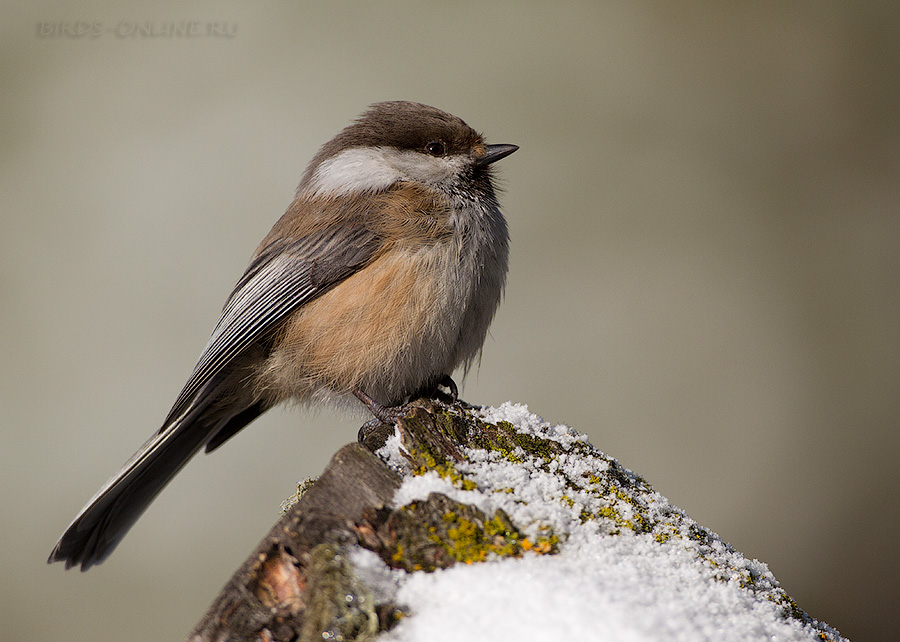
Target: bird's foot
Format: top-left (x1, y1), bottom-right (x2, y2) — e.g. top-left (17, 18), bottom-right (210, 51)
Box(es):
top-left (353, 389), bottom-right (409, 425)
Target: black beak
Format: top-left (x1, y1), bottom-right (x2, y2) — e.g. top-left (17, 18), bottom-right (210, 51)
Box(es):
top-left (474, 143), bottom-right (519, 167)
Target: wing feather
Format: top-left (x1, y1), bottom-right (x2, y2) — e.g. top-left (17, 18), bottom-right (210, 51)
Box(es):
top-left (48, 223), bottom-right (383, 569)
top-left (163, 225), bottom-right (382, 427)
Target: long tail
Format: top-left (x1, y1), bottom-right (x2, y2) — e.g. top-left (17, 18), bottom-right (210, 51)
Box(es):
top-left (48, 399), bottom-right (264, 571)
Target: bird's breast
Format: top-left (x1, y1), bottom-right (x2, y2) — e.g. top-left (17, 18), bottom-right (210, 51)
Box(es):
top-left (256, 237), bottom-right (487, 406)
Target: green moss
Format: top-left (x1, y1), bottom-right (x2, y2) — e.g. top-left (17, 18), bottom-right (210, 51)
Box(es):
top-left (654, 525), bottom-right (678, 544)
top-left (408, 447), bottom-right (479, 492)
top-left (300, 543), bottom-right (379, 642)
top-left (465, 418), bottom-right (563, 464)
top-left (571, 481), bottom-right (656, 535)
top-left (393, 402), bottom-right (845, 639)
top-left (279, 476), bottom-right (317, 515)
top-left (431, 506), bottom-right (527, 563)
top-left (384, 495), bottom-right (558, 572)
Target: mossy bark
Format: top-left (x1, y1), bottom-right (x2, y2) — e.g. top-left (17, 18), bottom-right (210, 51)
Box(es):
top-left (185, 398), bottom-right (844, 642)
top-left (186, 399), bottom-right (484, 642)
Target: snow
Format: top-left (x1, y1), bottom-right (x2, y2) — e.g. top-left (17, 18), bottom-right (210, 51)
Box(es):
top-left (365, 402), bottom-right (845, 642)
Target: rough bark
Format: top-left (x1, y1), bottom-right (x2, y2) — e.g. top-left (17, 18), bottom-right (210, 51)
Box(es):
top-left (186, 398), bottom-right (846, 642)
top-left (186, 441), bottom-right (402, 642)
top-left (186, 399), bottom-right (471, 642)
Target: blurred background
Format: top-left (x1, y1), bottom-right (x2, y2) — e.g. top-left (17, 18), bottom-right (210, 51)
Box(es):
top-left (2, 2), bottom-right (897, 640)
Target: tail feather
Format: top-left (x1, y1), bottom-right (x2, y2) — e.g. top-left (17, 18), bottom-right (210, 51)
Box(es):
top-left (48, 398), bottom-right (263, 571)
top-left (48, 421), bottom-right (210, 570)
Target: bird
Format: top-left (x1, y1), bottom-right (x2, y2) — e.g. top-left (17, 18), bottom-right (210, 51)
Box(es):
top-left (47, 101), bottom-right (518, 571)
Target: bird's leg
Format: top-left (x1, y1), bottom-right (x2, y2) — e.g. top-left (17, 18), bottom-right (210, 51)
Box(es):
top-left (354, 389), bottom-right (413, 447)
top-left (353, 389), bottom-right (408, 424)
top-left (354, 374), bottom-right (463, 444)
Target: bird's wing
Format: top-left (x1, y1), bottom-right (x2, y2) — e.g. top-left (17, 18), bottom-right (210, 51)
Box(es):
top-left (48, 223), bottom-right (383, 570)
top-left (163, 223), bottom-right (383, 427)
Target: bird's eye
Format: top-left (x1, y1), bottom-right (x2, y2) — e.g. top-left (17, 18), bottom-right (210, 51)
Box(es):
top-left (424, 141), bottom-right (446, 156)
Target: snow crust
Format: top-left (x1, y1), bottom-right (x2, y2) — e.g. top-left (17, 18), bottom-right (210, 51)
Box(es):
top-left (364, 402), bottom-right (844, 642)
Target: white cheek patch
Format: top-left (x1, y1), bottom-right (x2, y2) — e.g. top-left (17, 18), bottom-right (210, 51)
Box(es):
top-left (389, 150), bottom-right (463, 186)
top-left (304, 147), bottom-right (401, 198)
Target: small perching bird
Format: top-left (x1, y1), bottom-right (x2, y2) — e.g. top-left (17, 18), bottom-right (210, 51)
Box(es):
top-left (48, 101), bottom-right (518, 571)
